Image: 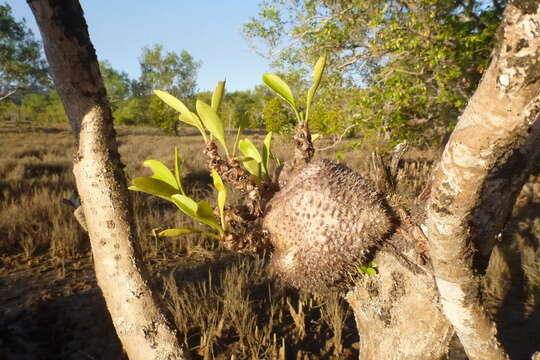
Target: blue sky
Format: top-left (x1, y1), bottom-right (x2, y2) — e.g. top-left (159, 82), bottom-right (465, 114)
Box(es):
top-left (8, 1), bottom-right (272, 92)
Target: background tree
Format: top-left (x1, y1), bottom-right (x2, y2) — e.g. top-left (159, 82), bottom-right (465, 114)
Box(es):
top-left (222, 90), bottom-right (260, 128)
top-left (244, 0), bottom-right (506, 145)
top-left (99, 60), bottom-right (131, 109)
top-left (138, 44), bottom-right (200, 97)
top-left (112, 96), bottom-right (151, 125)
top-left (99, 60), bottom-right (149, 126)
top-left (138, 44), bottom-right (201, 130)
top-left (0, 3), bottom-right (49, 100)
top-left (262, 97), bottom-right (294, 132)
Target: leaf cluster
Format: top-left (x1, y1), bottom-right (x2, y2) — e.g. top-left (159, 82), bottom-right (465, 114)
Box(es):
top-left (357, 261), bottom-right (378, 276)
top-left (262, 54), bottom-right (327, 125)
top-left (131, 53), bottom-right (332, 244)
top-left (154, 80), bottom-right (275, 184)
top-left (130, 54), bottom-right (332, 244)
top-left (129, 148), bottom-right (228, 239)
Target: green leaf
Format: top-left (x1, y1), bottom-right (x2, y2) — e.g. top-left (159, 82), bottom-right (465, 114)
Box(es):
top-left (170, 194), bottom-right (198, 217)
top-left (239, 157), bottom-right (261, 179)
top-left (153, 90), bottom-right (190, 114)
top-left (159, 228), bottom-right (203, 236)
top-left (143, 160), bottom-right (178, 190)
top-left (170, 195), bottom-right (221, 234)
top-left (211, 80), bottom-right (226, 112)
top-left (311, 133), bottom-right (321, 142)
top-left (129, 177), bottom-right (178, 201)
top-left (178, 113), bottom-right (196, 127)
top-left (211, 170), bottom-right (227, 231)
top-left (232, 124), bottom-right (244, 157)
top-left (262, 131), bottom-right (272, 176)
top-left (196, 201), bottom-right (221, 233)
top-left (159, 228), bottom-right (220, 240)
top-left (262, 73), bottom-right (296, 109)
top-left (306, 87), bottom-right (316, 114)
top-left (365, 268), bottom-right (378, 276)
top-left (238, 138), bottom-right (263, 181)
top-left (306, 54), bottom-right (327, 122)
top-left (238, 138), bottom-right (262, 163)
top-left (211, 169), bottom-right (226, 194)
top-left (196, 200), bottom-right (215, 222)
top-left (311, 54), bottom-right (327, 92)
top-left (179, 112), bottom-right (207, 142)
top-left (196, 100), bottom-right (228, 157)
top-left (174, 147), bottom-right (185, 195)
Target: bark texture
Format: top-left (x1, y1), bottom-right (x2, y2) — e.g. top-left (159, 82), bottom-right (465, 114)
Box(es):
top-left (425, 2), bottom-right (540, 359)
top-left (28, 1), bottom-right (188, 359)
top-left (346, 249), bottom-right (453, 360)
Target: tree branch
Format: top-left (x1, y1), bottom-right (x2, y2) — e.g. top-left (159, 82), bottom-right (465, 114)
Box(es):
top-left (424, 3), bottom-right (540, 359)
top-left (27, 1), bottom-right (188, 358)
top-left (314, 123), bottom-right (359, 151)
top-left (0, 89), bottom-right (17, 101)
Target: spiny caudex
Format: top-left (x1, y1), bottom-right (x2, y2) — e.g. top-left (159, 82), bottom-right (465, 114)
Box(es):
top-left (132, 54), bottom-right (424, 293)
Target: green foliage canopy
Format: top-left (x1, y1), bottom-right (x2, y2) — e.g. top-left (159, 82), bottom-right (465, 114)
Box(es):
top-left (139, 44), bottom-right (201, 98)
top-left (99, 60), bottom-right (131, 108)
top-left (138, 45), bottom-right (201, 130)
top-left (0, 4), bottom-right (49, 98)
top-left (245, 0), bottom-right (506, 145)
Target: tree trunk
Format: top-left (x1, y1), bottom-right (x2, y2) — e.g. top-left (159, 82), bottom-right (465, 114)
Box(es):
top-left (343, 3), bottom-right (540, 359)
top-left (425, 2), bottom-right (540, 359)
top-left (346, 249), bottom-right (453, 360)
top-left (27, 1), bottom-right (188, 359)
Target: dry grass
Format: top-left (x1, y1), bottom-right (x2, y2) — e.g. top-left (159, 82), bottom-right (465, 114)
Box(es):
top-left (162, 255), bottom-right (359, 359)
top-left (0, 123), bottom-right (360, 359)
top-left (1, 122), bottom-right (538, 359)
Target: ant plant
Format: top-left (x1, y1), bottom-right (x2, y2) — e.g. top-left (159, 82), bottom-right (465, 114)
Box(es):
top-left (129, 55), bottom-right (327, 253)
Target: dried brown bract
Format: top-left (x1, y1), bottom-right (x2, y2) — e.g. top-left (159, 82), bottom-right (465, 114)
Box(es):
top-left (204, 141), bottom-right (262, 216)
top-left (292, 121), bottom-right (314, 166)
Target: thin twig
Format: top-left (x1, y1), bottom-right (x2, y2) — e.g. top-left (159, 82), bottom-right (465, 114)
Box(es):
top-left (0, 89), bottom-right (17, 101)
top-left (314, 124), bottom-right (359, 151)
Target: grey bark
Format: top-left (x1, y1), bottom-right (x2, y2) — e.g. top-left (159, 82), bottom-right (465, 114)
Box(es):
top-left (425, 2), bottom-right (540, 359)
top-left (27, 1), bottom-right (188, 359)
top-left (346, 249), bottom-right (453, 360)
